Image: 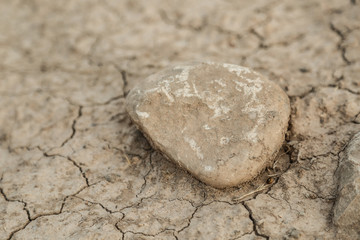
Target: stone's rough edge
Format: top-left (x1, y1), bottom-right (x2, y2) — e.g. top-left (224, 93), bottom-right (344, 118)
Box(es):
top-left (333, 132), bottom-right (360, 235)
top-left (125, 61), bottom-right (290, 188)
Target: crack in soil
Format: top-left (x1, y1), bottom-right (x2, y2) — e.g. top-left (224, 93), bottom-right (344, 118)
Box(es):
top-left (74, 196), bottom-right (124, 216)
top-left (60, 106), bottom-right (83, 147)
top-left (0, 188), bottom-right (31, 222)
top-left (299, 184), bottom-right (336, 201)
top-left (113, 64), bottom-right (129, 97)
top-left (122, 229), bottom-right (175, 238)
top-left (42, 152), bottom-right (90, 187)
top-left (329, 22), bottom-right (352, 65)
top-left (136, 151), bottom-right (154, 198)
top-left (66, 157), bottom-right (90, 187)
top-left (242, 202), bottom-right (269, 239)
top-left (5, 185), bottom-right (89, 240)
top-left (176, 205), bottom-right (200, 234)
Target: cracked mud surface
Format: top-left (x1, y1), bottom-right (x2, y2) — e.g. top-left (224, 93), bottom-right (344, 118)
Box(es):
top-left (0, 0), bottom-right (359, 239)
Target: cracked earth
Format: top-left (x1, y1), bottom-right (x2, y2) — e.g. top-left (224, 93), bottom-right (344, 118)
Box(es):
top-left (0, 0), bottom-right (359, 239)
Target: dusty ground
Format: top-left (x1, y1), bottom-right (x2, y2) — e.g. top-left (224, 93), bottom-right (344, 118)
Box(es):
top-left (0, 0), bottom-right (360, 239)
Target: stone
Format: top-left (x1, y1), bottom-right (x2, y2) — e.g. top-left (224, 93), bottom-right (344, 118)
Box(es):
top-left (125, 62), bottom-right (290, 188)
top-left (333, 132), bottom-right (360, 239)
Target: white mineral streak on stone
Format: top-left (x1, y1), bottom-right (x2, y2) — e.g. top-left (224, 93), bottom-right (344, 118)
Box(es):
top-left (206, 94), bottom-right (230, 118)
top-left (232, 76), bottom-right (263, 95)
top-left (172, 65), bottom-right (230, 118)
top-left (174, 65), bottom-right (192, 80)
top-left (184, 136), bottom-right (204, 160)
top-left (215, 78), bottom-right (226, 87)
top-left (220, 137), bottom-right (229, 145)
top-left (192, 82), bottom-right (200, 96)
top-left (173, 65), bottom-right (196, 97)
top-left (173, 65), bottom-right (203, 100)
top-left (247, 131), bottom-right (258, 142)
top-left (144, 76), bottom-right (176, 103)
top-left (223, 63), bottom-right (252, 75)
top-left (204, 166), bottom-right (213, 172)
top-left (174, 81), bottom-right (193, 97)
top-left (203, 124), bottom-right (211, 130)
top-left (136, 110), bottom-right (150, 119)
top-left (181, 127), bottom-right (187, 134)
top-left (231, 74), bottom-right (265, 143)
top-left (161, 86), bottom-right (175, 102)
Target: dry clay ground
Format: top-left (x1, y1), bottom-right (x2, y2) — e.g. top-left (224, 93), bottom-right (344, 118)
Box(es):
top-left (0, 0), bottom-right (360, 239)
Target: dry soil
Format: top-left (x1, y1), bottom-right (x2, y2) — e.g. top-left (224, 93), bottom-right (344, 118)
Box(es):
top-left (0, 0), bottom-right (360, 239)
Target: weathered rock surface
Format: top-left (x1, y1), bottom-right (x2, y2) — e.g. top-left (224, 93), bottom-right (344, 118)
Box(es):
top-left (126, 62), bottom-right (290, 188)
top-left (333, 132), bottom-right (360, 239)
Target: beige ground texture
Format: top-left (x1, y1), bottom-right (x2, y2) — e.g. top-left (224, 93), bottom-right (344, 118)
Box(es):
top-left (0, 0), bottom-right (360, 239)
